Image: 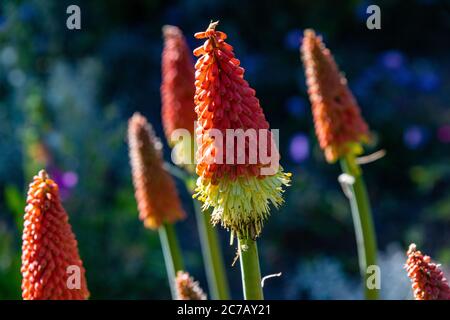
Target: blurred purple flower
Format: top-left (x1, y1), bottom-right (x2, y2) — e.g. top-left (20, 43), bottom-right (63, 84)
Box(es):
top-left (289, 133), bottom-right (310, 163)
top-left (403, 126), bottom-right (428, 149)
top-left (285, 96), bottom-right (306, 117)
top-left (48, 166), bottom-right (63, 183)
top-left (62, 171), bottom-right (78, 188)
top-left (377, 51), bottom-right (415, 87)
top-left (379, 50), bottom-right (404, 70)
top-left (437, 125), bottom-right (450, 143)
top-left (47, 166), bottom-right (78, 200)
top-left (284, 29), bottom-right (302, 50)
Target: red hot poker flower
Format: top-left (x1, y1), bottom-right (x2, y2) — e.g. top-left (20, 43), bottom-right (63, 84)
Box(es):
top-left (405, 243), bottom-right (450, 300)
top-left (193, 21), bottom-right (274, 183)
top-left (21, 170), bottom-right (89, 300)
top-left (161, 26), bottom-right (196, 138)
top-left (161, 25), bottom-right (197, 172)
top-left (301, 29), bottom-right (370, 163)
top-left (193, 21), bottom-right (291, 240)
top-left (128, 112), bottom-right (186, 229)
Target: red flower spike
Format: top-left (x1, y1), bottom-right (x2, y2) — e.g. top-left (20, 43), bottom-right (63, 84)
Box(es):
top-left (161, 25), bottom-right (196, 143)
top-left (301, 29), bottom-right (370, 163)
top-left (193, 21), bottom-right (273, 183)
top-left (21, 170), bottom-right (89, 300)
top-left (161, 25), bottom-right (197, 172)
top-left (192, 21), bottom-right (291, 240)
top-left (128, 113), bottom-right (186, 229)
top-left (405, 243), bottom-right (450, 300)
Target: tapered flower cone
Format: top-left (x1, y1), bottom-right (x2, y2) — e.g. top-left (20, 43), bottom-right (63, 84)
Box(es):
top-left (161, 25), bottom-right (196, 140)
top-left (21, 170), bottom-right (89, 300)
top-left (405, 243), bottom-right (450, 300)
top-left (193, 21), bottom-right (291, 240)
top-left (301, 29), bottom-right (370, 163)
top-left (161, 25), bottom-right (196, 172)
top-left (176, 271), bottom-right (207, 300)
top-left (128, 112), bottom-right (186, 229)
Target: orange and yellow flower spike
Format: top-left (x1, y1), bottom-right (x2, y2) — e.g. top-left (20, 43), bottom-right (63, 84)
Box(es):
top-left (301, 29), bottom-right (378, 300)
top-left (161, 27), bottom-right (231, 299)
top-left (193, 21), bottom-right (291, 241)
top-left (301, 29), bottom-right (370, 164)
top-left (128, 112), bottom-right (186, 229)
top-left (128, 112), bottom-right (186, 299)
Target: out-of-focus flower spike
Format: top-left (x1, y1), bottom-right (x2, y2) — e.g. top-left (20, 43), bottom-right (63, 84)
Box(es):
top-left (301, 30), bottom-right (377, 300)
top-left (21, 170), bottom-right (89, 300)
top-left (128, 112), bottom-right (186, 229)
top-left (405, 243), bottom-right (450, 300)
top-left (192, 21), bottom-right (291, 240)
top-left (175, 271), bottom-right (207, 300)
top-left (301, 29), bottom-right (370, 163)
top-left (161, 25), bottom-right (197, 173)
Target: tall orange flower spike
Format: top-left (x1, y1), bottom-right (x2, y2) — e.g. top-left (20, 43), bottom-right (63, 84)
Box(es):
top-left (161, 25), bottom-right (196, 140)
top-left (301, 29), bottom-right (370, 163)
top-left (175, 271), bottom-right (207, 300)
top-left (161, 25), bottom-right (197, 172)
top-left (405, 243), bottom-right (450, 300)
top-left (21, 170), bottom-right (89, 300)
top-left (193, 21), bottom-right (291, 240)
top-left (128, 112), bottom-right (185, 229)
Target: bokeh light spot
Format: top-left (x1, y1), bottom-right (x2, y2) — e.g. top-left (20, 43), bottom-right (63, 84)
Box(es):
top-left (289, 133), bottom-right (310, 163)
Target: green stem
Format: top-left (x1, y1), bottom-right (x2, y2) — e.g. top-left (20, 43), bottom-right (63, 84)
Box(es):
top-left (193, 200), bottom-right (231, 300)
top-left (158, 222), bottom-right (184, 299)
top-left (239, 238), bottom-right (264, 300)
top-left (340, 155), bottom-right (379, 300)
top-left (185, 174), bottom-right (230, 299)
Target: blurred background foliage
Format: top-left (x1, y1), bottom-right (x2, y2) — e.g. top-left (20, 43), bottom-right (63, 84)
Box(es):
top-left (0, 0), bottom-right (449, 299)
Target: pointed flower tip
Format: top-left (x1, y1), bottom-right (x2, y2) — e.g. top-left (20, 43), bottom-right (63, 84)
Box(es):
top-left (303, 28), bottom-right (316, 39)
top-left (176, 271), bottom-right (207, 300)
top-left (37, 169), bottom-right (48, 180)
top-left (128, 113), bottom-right (185, 230)
top-left (193, 22), bottom-right (291, 240)
top-left (407, 243), bottom-right (417, 254)
top-left (162, 25), bottom-right (181, 38)
top-left (194, 20), bottom-right (226, 41)
top-left (301, 28), bottom-right (370, 163)
top-left (21, 171), bottom-right (89, 300)
top-left (405, 243), bottom-right (450, 300)
top-left (207, 20), bottom-right (219, 30)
